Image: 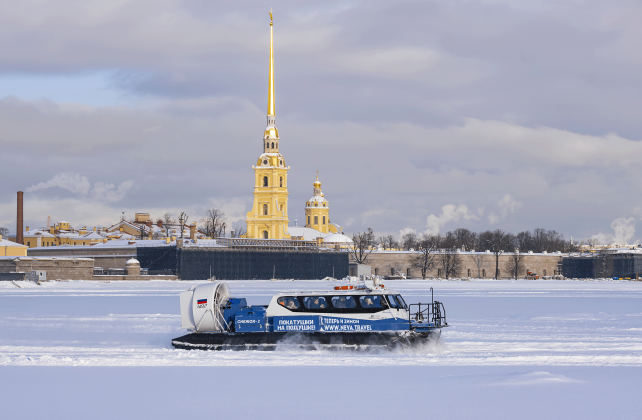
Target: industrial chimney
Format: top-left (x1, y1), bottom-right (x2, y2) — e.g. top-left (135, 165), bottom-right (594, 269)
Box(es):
top-left (16, 191), bottom-right (24, 245)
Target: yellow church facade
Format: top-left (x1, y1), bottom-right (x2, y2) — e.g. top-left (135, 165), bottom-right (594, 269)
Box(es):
top-left (245, 12), bottom-right (343, 241)
top-left (245, 11), bottom-right (291, 240)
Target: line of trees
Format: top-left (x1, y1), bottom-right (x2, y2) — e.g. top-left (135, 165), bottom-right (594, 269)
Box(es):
top-left (352, 227), bottom-right (579, 280)
top-left (397, 227), bottom-right (576, 254)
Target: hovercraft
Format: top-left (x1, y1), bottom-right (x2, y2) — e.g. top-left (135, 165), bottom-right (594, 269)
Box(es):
top-left (171, 278), bottom-right (448, 351)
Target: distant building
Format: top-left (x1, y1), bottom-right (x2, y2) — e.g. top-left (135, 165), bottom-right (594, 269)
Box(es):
top-left (10, 212), bottom-right (202, 249)
top-left (0, 234), bottom-right (27, 256)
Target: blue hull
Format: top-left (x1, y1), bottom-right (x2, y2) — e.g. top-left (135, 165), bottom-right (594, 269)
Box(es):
top-left (171, 330), bottom-right (441, 351)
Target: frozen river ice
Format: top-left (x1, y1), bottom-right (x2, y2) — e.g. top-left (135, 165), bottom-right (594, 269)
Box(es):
top-left (1, 279), bottom-right (641, 419)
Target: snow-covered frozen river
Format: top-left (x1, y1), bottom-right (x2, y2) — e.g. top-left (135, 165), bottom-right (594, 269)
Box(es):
top-left (1, 279), bottom-right (641, 419)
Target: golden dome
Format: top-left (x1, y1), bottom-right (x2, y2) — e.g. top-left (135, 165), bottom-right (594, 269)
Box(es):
top-left (264, 127), bottom-right (279, 139)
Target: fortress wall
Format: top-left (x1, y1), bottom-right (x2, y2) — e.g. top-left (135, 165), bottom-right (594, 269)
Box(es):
top-left (358, 251), bottom-right (563, 279)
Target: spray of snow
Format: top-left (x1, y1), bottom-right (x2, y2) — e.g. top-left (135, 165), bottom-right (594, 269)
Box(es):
top-left (425, 204), bottom-right (479, 235)
top-left (591, 217), bottom-right (636, 245)
top-left (488, 194), bottom-right (523, 224)
top-left (26, 173), bottom-right (134, 202)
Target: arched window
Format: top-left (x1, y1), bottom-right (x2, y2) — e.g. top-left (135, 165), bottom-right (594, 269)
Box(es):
top-left (437, 269), bottom-right (442, 277)
top-left (263, 176), bottom-right (268, 187)
top-left (322, 216), bottom-right (326, 225)
top-left (279, 177), bottom-right (283, 187)
top-left (467, 269), bottom-right (471, 277)
top-left (391, 268), bottom-right (395, 275)
top-left (482, 269), bottom-right (486, 278)
top-left (407, 268), bottom-right (411, 277)
top-left (271, 142), bottom-right (274, 149)
top-left (543, 269), bottom-right (547, 276)
top-left (314, 216), bottom-right (318, 225)
top-left (315, 203), bottom-right (318, 207)
top-left (374, 268), bottom-right (379, 275)
top-left (307, 216), bottom-right (310, 226)
top-left (280, 204), bottom-right (283, 212)
top-left (263, 231), bottom-right (268, 239)
top-left (266, 142), bottom-right (269, 149)
top-left (263, 204), bottom-right (268, 215)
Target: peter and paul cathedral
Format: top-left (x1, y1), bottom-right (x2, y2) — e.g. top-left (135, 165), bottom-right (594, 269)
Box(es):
top-left (245, 11), bottom-right (290, 240)
top-left (245, 12), bottom-right (344, 241)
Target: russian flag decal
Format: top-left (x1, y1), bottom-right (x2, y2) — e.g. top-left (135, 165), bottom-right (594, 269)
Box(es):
top-left (197, 298), bottom-right (207, 305)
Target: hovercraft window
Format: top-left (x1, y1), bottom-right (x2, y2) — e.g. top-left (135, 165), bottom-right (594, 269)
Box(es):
top-left (359, 296), bottom-right (388, 309)
top-left (331, 296), bottom-right (356, 309)
top-left (395, 295), bottom-right (408, 310)
top-left (386, 295), bottom-right (400, 309)
top-left (277, 297), bottom-right (300, 310)
top-left (303, 296), bottom-right (328, 310)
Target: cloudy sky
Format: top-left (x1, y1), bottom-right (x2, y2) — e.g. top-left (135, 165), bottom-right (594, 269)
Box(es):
top-left (1, 0), bottom-right (641, 243)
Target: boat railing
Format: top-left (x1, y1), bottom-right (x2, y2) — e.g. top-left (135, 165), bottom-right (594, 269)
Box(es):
top-left (408, 287), bottom-right (448, 328)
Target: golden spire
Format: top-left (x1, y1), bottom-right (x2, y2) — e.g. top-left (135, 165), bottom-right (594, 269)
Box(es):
top-left (267, 9), bottom-right (275, 117)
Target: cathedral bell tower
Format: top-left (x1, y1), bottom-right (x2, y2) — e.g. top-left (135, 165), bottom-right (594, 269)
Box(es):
top-left (245, 10), bottom-right (291, 240)
top-left (305, 173), bottom-right (331, 234)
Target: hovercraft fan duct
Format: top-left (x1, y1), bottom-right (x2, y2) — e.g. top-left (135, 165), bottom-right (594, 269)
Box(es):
top-left (180, 282), bottom-right (230, 332)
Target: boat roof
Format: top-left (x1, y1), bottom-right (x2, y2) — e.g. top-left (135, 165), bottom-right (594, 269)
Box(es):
top-left (274, 288), bottom-right (398, 296)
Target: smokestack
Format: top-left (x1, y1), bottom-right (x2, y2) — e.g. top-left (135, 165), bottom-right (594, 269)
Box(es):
top-left (17, 191), bottom-right (24, 245)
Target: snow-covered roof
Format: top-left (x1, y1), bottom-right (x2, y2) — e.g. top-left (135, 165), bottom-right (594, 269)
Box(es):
top-left (323, 233), bottom-right (353, 243)
top-left (24, 230), bottom-right (55, 238)
top-left (57, 233), bottom-right (84, 239)
top-left (288, 227), bottom-right (327, 241)
top-left (307, 195), bottom-right (328, 204)
top-left (82, 231), bottom-right (105, 239)
top-left (0, 239), bottom-right (27, 248)
top-left (92, 239), bottom-right (177, 248)
top-left (105, 220), bottom-right (152, 234)
top-left (126, 258), bottom-right (140, 264)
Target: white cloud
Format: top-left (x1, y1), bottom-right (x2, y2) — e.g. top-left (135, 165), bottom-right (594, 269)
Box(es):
top-left (399, 227), bottom-right (417, 238)
top-left (25, 173), bottom-right (134, 203)
top-left (25, 174), bottom-right (91, 195)
top-left (591, 217), bottom-right (636, 245)
top-left (91, 180), bottom-right (135, 202)
top-left (488, 194), bottom-right (523, 224)
top-left (205, 197), bottom-right (249, 223)
top-left (425, 204), bottom-right (480, 235)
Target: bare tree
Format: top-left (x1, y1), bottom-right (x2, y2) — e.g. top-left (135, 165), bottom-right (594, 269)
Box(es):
top-left (479, 229), bottom-right (512, 279)
top-left (378, 235), bottom-right (397, 250)
top-left (178, 212), bottom-right (189, 239)
top-left (586, 238), bottom-right (599, 249)
top-left (366, 228), bottom-right (376, 246)
top-left (452, 228), bottom-right (478, 251)
top-left (231, 225), bottom-right (246, 238)
top-left (506, 251), bottom-right (525, 279)
top-left (161, 212), bottom-right (175, 237)
top-left (439, 246), bottom-right (462, 279)
top-left (201, 208), bottom-right (227, 238)
top-left (400, 231), bottom-right (418, 250)
top-left (411, 233), bottom-right (439, 279)
top-left (0, 226), bottom-right (9, 238)
top-left (350, 229), bottom-right (375, 264)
